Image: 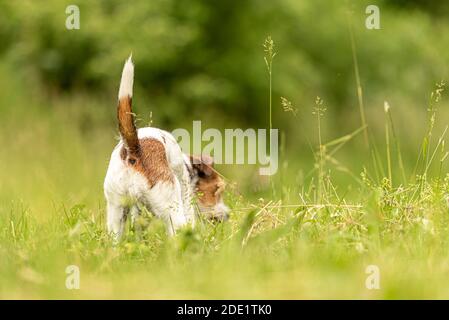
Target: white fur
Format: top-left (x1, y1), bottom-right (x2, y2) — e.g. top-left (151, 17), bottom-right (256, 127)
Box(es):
top-left (213, 201), bottom-right (230, 218)
top-left (118, 55), bottom-right (134, 99)
top-left (104, 127), bottom-right (195, 239)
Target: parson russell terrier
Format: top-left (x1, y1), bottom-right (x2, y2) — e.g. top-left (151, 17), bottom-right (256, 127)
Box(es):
top-left (104, 56), bottom-right (229, 239)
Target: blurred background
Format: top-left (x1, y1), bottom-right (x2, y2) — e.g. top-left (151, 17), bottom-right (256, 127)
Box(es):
top-left (0, 0), bottom-right (448, 215)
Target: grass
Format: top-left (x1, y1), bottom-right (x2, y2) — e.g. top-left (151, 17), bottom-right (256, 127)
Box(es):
top-left (1, 172), bottom-right (449, 299)
top-left (1, 41), bottom-right (449, 300)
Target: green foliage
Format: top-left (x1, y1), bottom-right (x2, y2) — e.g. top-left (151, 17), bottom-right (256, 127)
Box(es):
top-left (1, 1), bottom-right (449, 131)
top-left (1, 1), bottom-right (449, 299)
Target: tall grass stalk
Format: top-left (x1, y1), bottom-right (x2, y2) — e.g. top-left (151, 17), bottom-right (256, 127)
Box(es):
top-left (263, 36), bottom-right (276, 131)
top-left (347, 14), bottom-right (369, 147)
top-left (314, 97), bottom-right (326, 203)
top-left (413, 82), bottom-right (445, 189)
top-left (369, 134), bottom-right (386, 184)
top-left (384, 102), bottom-right (392, 184)
top-left (264, 36), bottom-right (277, 198)
top-left (438, 142), bottom-right (448, 189)
top-left (424, 126), bottom-right (448, 177)
top-left (384, 101), bottom-right (407, 185)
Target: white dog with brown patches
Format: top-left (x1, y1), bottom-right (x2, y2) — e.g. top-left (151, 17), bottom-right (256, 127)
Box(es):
top-left (104, 56), bottom-right (228, 240)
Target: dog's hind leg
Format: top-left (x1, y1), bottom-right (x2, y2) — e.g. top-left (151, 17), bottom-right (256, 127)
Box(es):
top-left (165, 141), bottom-right (195, 225)
top-left (146, 179), bottom-right (187, 236)
top-left (130, 204), bottom-right (143, 238)
top-left (106, 200), bottom-right (128, 242)
top-left (130, 205), bottom-right (140, 226)
top-left (172, 162), bottom-right (195, 225)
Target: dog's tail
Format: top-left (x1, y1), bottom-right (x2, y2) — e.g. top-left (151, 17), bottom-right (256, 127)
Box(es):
top-left (117, 55), bottom-right (139, 155)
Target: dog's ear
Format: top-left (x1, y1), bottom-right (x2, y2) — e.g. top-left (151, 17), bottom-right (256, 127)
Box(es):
top-left (190, 155), bottom-right (214, 177)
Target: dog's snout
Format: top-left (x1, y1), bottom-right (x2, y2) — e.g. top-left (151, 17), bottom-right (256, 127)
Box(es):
top-left (214, 203), bottom-right (230, 221)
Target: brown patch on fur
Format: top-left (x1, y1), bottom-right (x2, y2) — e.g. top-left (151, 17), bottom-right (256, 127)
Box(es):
top-left (196, 176), bottom-right (225, 207)
top-left (125, 138), bottom-right (173, 187)
top-left (117, 96), bottom-right (140, 155)
top-left (120, 146), bottom-right (127, 160)
top-left (190, 155), bottom-right (226, 208)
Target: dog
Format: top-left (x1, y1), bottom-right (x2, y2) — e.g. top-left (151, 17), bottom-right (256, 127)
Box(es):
top-left (104, 56), bottom-right (229, 240)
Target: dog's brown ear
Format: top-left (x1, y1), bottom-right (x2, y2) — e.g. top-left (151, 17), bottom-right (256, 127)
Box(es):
top-left (190, 155), bottom-right (214, 177)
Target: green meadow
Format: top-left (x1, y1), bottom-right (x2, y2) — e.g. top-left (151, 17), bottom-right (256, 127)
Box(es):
top-left (1, 1), bottom-right (449, 299)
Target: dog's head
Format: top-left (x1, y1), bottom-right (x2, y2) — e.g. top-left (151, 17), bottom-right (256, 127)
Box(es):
top-left (189, 155), bottom-right (229, 221)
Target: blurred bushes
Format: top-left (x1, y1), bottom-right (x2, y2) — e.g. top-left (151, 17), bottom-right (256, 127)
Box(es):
top-left (0, 0), bottom-right (448, 143)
